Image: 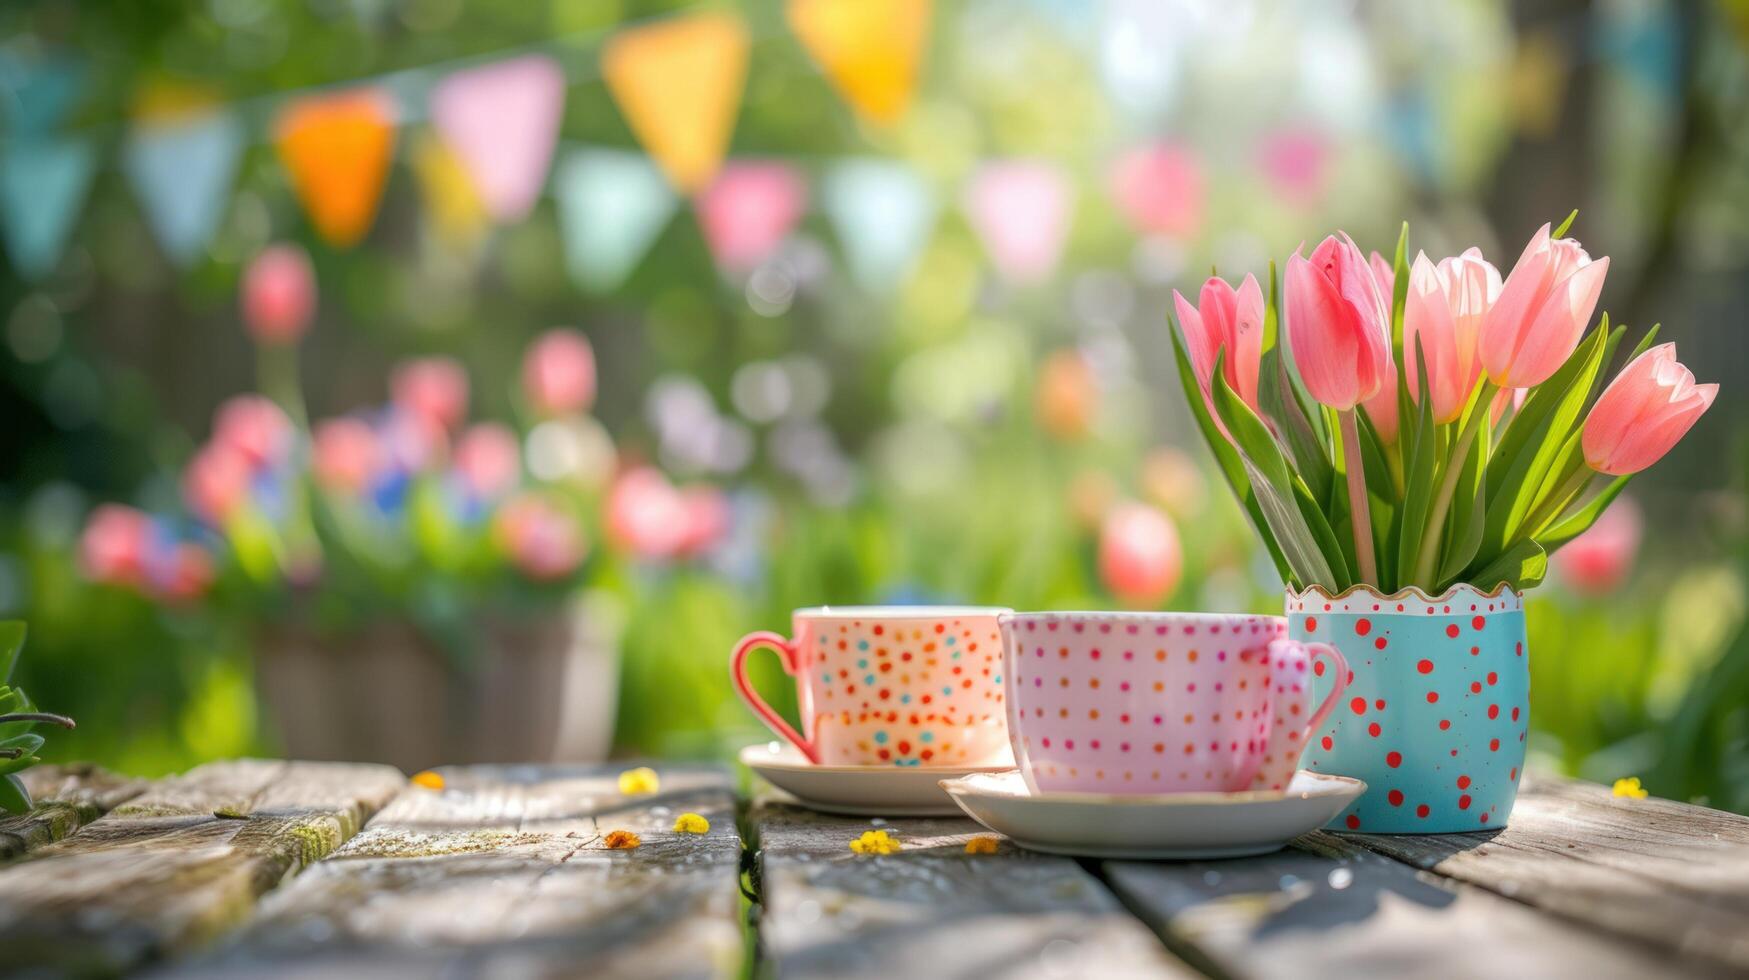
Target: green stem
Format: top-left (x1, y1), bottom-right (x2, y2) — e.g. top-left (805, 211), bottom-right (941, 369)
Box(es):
top-left (1338, 409), bottom-right (1378, 585)
top-left (0, 712), bottom-right (75, 728)
top-left (1521, 467), bottom-right (1595, 540)
top-left (1411, 383), bottom-right (1493, 586)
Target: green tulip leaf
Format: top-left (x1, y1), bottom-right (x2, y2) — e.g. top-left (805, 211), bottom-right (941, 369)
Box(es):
top-left (0, 773), bottom-right (29, 815)
top-left (1537, 475), bottom-right (1632, 555)
top-left (0, 622), bottom-right (24, 685)
top-left (1394, 337), bottom-right (1439, 588)
top-left (1261, 346), bottom-right (1334, 507)
top-left (1470, 538), bottom-right (1548, 593)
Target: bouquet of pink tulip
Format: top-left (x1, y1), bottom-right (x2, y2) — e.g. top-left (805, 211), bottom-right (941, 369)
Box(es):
top-left (1169, 213), bottom-right (1717, 595)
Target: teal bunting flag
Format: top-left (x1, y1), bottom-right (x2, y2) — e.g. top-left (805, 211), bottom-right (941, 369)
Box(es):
top-left (0, 136), bottom-right (97, 280)
top-left (822, 158), bottom-right (936, 294)
top-left (554, 147), bottom-right (678, 293)
top-left (123, 111), bottom-right (244, 266)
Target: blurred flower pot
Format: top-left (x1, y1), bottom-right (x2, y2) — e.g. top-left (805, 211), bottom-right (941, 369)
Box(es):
top-left (255, 599), bottom-right (618, 773)
top-left (1289, 584), bottom-right (1528, 833)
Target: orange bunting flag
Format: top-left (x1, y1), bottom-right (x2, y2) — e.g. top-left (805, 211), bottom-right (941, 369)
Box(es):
top-left (601, 11), bottom-right (750, 194)
top-left (273, 89), bottom-right (397, 248)
top-left (787, 0), bottom-right (931, 126)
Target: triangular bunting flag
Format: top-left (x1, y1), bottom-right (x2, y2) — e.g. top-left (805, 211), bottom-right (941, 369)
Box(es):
top-left (0, 52), bottom-right (84, 135)
top-left (410, 132), bottom-right (489, 248)
top-left (123, 109), bottom-right (244, 265)
top-left (1099, 0), bottom-right (1183, 120)
top-left (696, 161), bottom-right (807, 276)
top-left (601, 11), bottom-right (750, 194)
top-left (962, 160), bottom-right (1073, 286)
top-left (786, 0), bottom-right (931, 127)
top-left (1108, 142), bottom-right (1204, 236)
top-left (273, 88), bottom-right (398, 248)
top-left (554, 148), bottom-right (678, 293)
top-left (822, 159), bottom-right (935, 293)
top-left (429, 55), bottom-right (566, 223)
top-left (0, 136), bottom-right (97, 279)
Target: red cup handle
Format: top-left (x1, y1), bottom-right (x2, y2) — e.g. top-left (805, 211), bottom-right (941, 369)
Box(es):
top-left (731, 631), bottom-right (819, 764)
top-left (1301, 641), bottom-right (1350, 738)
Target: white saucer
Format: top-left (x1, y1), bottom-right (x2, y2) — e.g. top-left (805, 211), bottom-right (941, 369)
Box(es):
top-left (939, 769), bottom-right (1366, 859)
top-left (740, 742), bottom-right (1014, 816)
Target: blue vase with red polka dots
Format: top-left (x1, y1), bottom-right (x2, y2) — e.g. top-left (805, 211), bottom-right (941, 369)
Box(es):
top-left (1289, 584), bottom-right (1529, 834)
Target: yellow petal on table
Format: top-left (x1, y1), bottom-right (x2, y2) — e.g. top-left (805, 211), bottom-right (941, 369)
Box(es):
top-left (1612, 777), bottom-right (1649, 799)
top-left (411, 770), bottom-right (445, 790)
top-left (787, 0), bottom-right (931, 127)
top-left (601, 11), bottom-right (749, 194)
top-left (618, 766), bottom-right (660, 795)
top-left (673, 812), bottom-right (711, 834)
top-left (849, 829), bottom-right (901, 855)
top-left (604, 829), bottom-right (642, 849)
top-left (964, 835), bottom-right (999, 854)
top-left (274, 88), bottom-right (398, 248)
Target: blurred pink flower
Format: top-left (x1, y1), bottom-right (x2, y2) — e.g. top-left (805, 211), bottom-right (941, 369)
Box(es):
top-left (242, 244), bottom-right (316, 346)
top-left (1109, 143), bottom-right (1204, 237)
top-left (696, 162), bottom-right (808, 275)
top-left (1098, 502), bottom-right (1182, 607)
top-left (312, 418), bottom-right (381, 494)
top-left (391, 357), bottom-right (470, 431)
top-left (1256, 129), bottom-right (1329, 206)
top-left (522, 329), bottom-right (597, 417)
top-left (212, 395), bottom-right (293, 470)
top-left (675, 485), bottom-right (730, 558)
top-left (183, 443), bottom-right (252, 524)
top-left (606, 465), bottom-right (689, 560)
top-left (1553, 497), bottom-right (1641, 596)
top-left (1581, 343), bottom-right (1717, 475)
top-left (79, 504), bottom-right (152, 585)
top-left (150, 544), bottom-right (215, 604)
top-left (379, 409), bottom-right (449, 473)
top-left (1481, 223), bottom-right (1609, 389)
top-left (454, 423), bottom-right (521, 499)
top-left (496, 494), bottom-right (586, 580)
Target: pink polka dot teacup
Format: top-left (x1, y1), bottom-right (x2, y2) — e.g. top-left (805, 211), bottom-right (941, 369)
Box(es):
top-left (999, 612), bottom-right (1348, 795)
top-left (731, 607), bottom-right (1014, 767)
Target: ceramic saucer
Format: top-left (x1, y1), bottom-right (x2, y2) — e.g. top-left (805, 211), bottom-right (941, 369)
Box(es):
top-left (939, 769), bottom-right (1366, 859)
top-left (740, 742), bottom-right (1014, 816)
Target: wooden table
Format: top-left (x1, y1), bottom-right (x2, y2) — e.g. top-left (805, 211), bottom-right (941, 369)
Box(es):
top-left (1, 760), bottom-right (1745, 978)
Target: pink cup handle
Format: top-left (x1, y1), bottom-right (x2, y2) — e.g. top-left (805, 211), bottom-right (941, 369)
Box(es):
top-left (731, 631), bottom-right (820, 764)
top-left (1300, 641), bottom-right (1350, 738)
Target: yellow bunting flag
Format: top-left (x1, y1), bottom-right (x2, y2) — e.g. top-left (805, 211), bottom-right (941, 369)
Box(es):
top-left (787, 0), bottom-right (931, 127)
top-left (601, 11), bottom-right (750, 194)
top-left (411, 132), bottom-right (487, 247)
top-left (273, 89), bottom-right (397, 248)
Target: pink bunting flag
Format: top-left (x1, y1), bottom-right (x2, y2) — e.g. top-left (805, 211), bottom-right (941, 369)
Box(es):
top-left (1108, 142), bottom-right (1204, 237)
top-left (1256, 127), bottom-right (1331, 207)
top-left (695, 161), bottom-right (807, 276)
top-left (962, 160), bottom-right (1073, 286)
top-left (430, 55), bottom-right (566, 223)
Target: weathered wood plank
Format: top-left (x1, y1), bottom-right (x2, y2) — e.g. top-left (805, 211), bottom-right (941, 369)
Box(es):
top-left (0, 763), bottom-right (146, 861)
top-left (1101, 828), bottom-right (1708, 979)
top-left (0, 758), bottom-right (402, 974)
top-left (1343, 773), bottom-right (1749, 973)
top-left (171, 764), bottom-right (744, 979)
top-left (751, 794), bottom-right (1192, 979)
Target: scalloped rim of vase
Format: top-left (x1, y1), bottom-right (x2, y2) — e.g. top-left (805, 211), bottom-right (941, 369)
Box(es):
top-left (1285, 582), bottom-right (1524, 615)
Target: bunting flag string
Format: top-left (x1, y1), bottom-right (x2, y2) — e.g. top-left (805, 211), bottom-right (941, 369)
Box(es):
top-left (554, 147), bottom-right (678, 293)
top-left (786, 0), bottom-right (932, 127)
top-left (273, 88), bottom-right (398, 248)
top-left (601, 11), bottom-right (750, 194)
top-left (429, 55), bottom-right (565, 223)
top-left (822, 158), bottom-right (935, 293)
top-left (123, 108), bottom-right (245, 265)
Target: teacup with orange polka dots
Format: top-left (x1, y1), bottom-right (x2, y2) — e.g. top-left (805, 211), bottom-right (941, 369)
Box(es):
top-left (731, 606), bottom-right (1014, 767)
top-left (999, 611), bottom-right (1348, 795)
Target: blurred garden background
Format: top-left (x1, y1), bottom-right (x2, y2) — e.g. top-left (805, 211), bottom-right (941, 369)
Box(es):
top-left (2, 0), bottom-right (1748, 808)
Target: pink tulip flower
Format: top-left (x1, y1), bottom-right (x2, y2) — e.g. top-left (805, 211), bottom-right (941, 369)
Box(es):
top-left (149, 543), bottom-right (216, 604)
top-left (1173, 274), bottom-right (1265, 416)
top-left (183, 443), bottom-right (252, 524)
top-left (675, 485), bottom-right (731, 558)
top-left (522, 329), bottom-right (597, 417)
top-left (605, 465), bottom-right (689, 560)
top-left (1581, 343), bottom-right (1717, 475)
top-left (454, 423), bottom-right (522, 499)
top-left (496, 495), bottom-right (586, 581)
top-left (312, 418), bottom-right (381, 494)
top-left (79, 504), bottom-right (152, 585)
top-left (1553, 496), bottom-right (1641, 596)
top-left (391, 357), bottom-right (470, 431)
top-left (1481, 223), bottom-right (1610, 388)
top-left (1284, 234), bottom-right (1394, 411)
top-left (1098, 502), bottom-right (1183, 607)
top-left (1403, 249), bottom-right (1499, 424)
top-left (379, 409), bottom-right (449, 474)
top-left (1360, 251), bottom-right (1399, 441)
top-left (242, 244), bottom-right (316, 346)
top-left (212, 396), bottom-right (293, 471)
